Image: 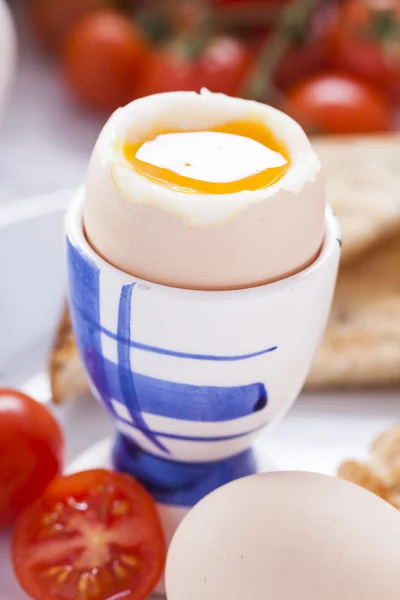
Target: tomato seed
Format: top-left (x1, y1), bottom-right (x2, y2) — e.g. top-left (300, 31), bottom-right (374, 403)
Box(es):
top-left (44, 565), bottom-right (63, 578)
top-left (112, 561), bottom-right (127, 579)
top-left (57, 567), bottom-right (72, 584)
top-left (78, 573), bottom-right (90, 593)
top-left (121, 553), bottom-right (138, 567)
top-left (88, 572), bottom-right (101, 596)
top-left (111, 500), bottom-right (130, 516)
top-left (42, 513), bottom-right (56, 526)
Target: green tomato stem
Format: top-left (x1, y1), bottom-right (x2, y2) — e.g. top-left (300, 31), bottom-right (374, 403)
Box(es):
top-left (240, 0), bottom-right (321, 102)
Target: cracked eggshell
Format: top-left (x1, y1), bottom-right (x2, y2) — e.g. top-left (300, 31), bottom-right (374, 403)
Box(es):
top-left (165, 471), bottom-right (400, 600)
top-left (83, 91), bottom-right (324, 290)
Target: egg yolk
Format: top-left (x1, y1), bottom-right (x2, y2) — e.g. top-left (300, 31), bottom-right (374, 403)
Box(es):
top-left (123, 121), bottom-right (291, 194)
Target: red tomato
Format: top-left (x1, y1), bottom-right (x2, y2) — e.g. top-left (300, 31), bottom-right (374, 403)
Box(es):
top-left (331, 0), bottom-right (400, 102)
top-left (62, 10), bottom-right (148, 112)
top-left (136, 48), bottom-right (198, 96)
top-left (216, 0), bottom-right (288, 4)
top-left (335, 37), bottom-right (400, 103)
top-left (274, 39), bottom-right (332, 92)
top-left (12, 469), bottom-right (166, 600)
top-left (284, 72), bottom-right (392, 134)
top-left (0, 389), bottom-right (63, 527)
top-left (135, 36), bottom-right (253, 98)
top-left (331, 33), bottom-right (390, 89)
top-left (199, 36), bottom-right (254, 95)
top-left (29, 0), bottom-right (106, 51)
top-left (214, 0), bottom-right (289, 37)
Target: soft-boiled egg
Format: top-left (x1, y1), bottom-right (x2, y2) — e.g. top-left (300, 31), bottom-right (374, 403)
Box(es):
top-left (83, 90), bottom-right (324, 290)
top-left (165, 471), bottom-right (400, 600)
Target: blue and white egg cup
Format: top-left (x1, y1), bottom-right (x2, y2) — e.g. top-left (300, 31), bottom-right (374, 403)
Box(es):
top-left (66, 190), bottom-right (341, 550)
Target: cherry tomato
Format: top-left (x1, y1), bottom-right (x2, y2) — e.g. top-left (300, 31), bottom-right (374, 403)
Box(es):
top-left (331, 33), bottom-right (389, 89)
top-left (29, 0), bottom-right (106, 51)
top-left (330, 0), bottom-right (400, 102)
top-left (274, 39), bottom-right (332, 92)
top-left (216, 0), bottom-right (288, 4)
top-left (136, 36), bottom-right (253, 98)
top-left (284, 72), bottom-right (392, 134)
top-left (199, 36), bottom-right (254, 95)
top-left (136, 48), bottom-right (199, 96)
top-left (62, 10), bottom-right (148, 112)
top-left (12, 469), bottom-right (166, 600)
top-left (0, 389), bottom-right (63, 527)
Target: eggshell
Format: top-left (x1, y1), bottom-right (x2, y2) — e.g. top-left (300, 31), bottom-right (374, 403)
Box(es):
top-left (166, 471), bottom-right (400, 600)
top-left (83, 91), bottom-right (324, 290)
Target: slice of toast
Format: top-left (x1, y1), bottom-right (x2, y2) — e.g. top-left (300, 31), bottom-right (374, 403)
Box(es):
top-left (313, 134), bottom-right (400, 264)
top-left (49, 307), bottom-right (89, 404)
top-left (307, 234), bottom-right (400, 388)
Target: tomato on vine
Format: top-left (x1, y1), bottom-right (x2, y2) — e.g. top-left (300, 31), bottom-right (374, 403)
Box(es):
top-left (135, 35), bottom-right (253, 97)
top-left (330, 0), bottom-right (400, 102)
top-left (63, 10), bottom-right (149, 112)
top-left (284, 72), bottom-right (392, 134)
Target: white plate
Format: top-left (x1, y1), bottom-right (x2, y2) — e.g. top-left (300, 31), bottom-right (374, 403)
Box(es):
top-left (0, 190), bottom-right (399, 599)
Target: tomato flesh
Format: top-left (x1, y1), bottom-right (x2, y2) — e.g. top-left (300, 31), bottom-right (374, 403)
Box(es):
top-left (12, 469), bottom-right (166, 600)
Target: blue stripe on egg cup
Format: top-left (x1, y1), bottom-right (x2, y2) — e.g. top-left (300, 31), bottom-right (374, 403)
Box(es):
top-left (67, 236), bottom-right (273, 507)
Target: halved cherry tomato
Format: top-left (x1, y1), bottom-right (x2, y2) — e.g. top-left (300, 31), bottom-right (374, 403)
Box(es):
top-left (12, 469), bottom-right (166, 600)
top-left (135, 36), bottom-right (253, 98)
top-left (0, 389), bottom-right (63, 527)
top-left (62, 10), bottom-right (148, 112)
top-left (284, 72), bottom-right (392, 134)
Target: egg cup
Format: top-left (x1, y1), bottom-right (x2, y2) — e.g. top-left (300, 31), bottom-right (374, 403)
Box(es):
top-left (66, 189), bottom-right (340, 546)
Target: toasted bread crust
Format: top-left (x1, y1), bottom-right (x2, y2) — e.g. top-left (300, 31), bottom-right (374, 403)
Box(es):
top-left (49, 306), bottom-right (89, 404)
top-left (307, 235), bottom-right (400, 388)
top-left (313, 134), bottom-right (400, 265)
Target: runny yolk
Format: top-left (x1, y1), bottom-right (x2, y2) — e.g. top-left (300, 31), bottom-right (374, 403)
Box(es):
top-left (123, 120), bottom-right (291, 194)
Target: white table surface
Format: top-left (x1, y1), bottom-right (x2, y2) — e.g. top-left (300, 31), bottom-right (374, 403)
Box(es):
top-left (0, 3), bottom-right (105, 206)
